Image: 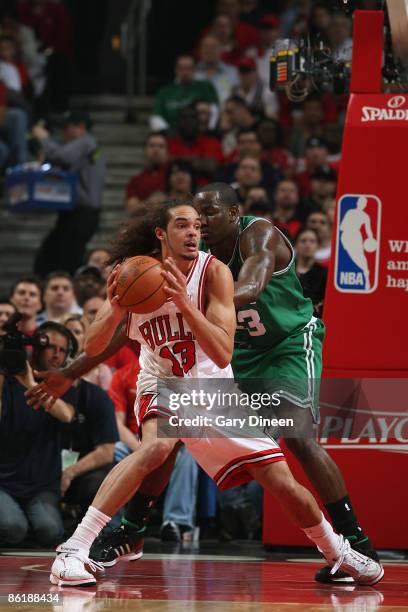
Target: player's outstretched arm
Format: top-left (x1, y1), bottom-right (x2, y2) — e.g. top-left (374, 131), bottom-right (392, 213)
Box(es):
top-left (234, 220), bottom-right (278, 308)
top-left (84, 266), bottom-right (127, 357)
top-left (162, 258), bottom-right (236, 369)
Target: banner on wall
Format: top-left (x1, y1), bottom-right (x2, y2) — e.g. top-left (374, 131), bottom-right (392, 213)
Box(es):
top-left (323, 93), bottom-right (408, 373)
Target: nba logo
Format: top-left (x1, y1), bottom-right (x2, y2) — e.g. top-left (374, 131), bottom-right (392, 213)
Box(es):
top-left (335, 195), bottom-right (381, 293)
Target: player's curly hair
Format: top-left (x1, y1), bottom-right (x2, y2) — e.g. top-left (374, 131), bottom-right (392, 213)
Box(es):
top-left (107, 196), bottom-right (197, 265)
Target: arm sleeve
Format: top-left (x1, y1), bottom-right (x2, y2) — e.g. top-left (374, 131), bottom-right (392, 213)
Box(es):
top-left (41, 136), bottom-right (95, 167)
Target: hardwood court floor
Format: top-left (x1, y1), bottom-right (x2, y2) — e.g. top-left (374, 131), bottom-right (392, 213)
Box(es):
top-left (0, 541), bottom-right (407, 611)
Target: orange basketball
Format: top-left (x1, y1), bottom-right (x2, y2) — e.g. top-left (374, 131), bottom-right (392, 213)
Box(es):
top-left (116, 255), bottom-right (166, 314)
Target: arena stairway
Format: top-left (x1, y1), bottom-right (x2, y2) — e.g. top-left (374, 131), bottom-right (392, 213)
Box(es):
top-left (0, 94), bottom-right (152, 294)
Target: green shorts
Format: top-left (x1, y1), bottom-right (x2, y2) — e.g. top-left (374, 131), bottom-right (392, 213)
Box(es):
top-left (232, 317), bottom-right (325, 423)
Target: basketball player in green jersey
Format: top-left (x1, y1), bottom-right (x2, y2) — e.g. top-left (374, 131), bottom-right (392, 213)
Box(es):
top-left (194, 183), bottom-right (378, 583)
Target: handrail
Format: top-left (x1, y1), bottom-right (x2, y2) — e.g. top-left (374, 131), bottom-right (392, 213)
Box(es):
top-left (122, 0), bottom-right (151, 122)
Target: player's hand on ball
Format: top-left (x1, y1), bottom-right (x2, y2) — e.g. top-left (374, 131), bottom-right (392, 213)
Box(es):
top-left (107, 265), bottom-right (126, 316)
top-left (162, 258), bottom-right (189, 310)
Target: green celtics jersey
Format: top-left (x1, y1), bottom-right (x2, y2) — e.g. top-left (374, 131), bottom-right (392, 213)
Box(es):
top-left (227, 216), bottom-right (313, 348)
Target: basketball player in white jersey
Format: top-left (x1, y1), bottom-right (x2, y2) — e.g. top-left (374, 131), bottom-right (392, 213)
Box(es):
top-left (50, 198), bottom-right (383, 587)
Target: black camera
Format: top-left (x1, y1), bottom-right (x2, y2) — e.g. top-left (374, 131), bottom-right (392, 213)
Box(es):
top-left (269, 0), bottom-right (408, 101)
top-left (0, 312), bottom-right (49, 376)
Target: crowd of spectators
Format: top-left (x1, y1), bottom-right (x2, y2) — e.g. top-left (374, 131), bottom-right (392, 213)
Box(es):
top-left (1, 0), bottom-right (359, 548)
top-left (128, 0), bottom-right (353, 319)
top-left (0, 1), bottom-right (74, 172)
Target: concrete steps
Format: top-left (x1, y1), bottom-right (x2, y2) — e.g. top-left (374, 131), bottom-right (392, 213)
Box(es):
top-left (0, 94), bottom-right (152, 293)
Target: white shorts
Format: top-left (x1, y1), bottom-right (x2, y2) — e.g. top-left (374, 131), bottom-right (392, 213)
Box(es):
top-left (136, 392), bottom-right (285, 490)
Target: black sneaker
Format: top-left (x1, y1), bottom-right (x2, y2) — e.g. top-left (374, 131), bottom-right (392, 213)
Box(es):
top-left (160, 521), bottom-right (180, 542)
top-left (160, 521), bottom-right (194, 542)
top-left (315, 540), bottom-right (380, 584)
top-left (89, 526), bottom-right (144, 567)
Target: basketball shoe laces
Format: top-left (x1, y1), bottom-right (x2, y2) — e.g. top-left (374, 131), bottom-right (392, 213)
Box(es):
top-left (59, 551), bottom-right (105, 574)
top-left (330, 535), bottom-right (374, 576)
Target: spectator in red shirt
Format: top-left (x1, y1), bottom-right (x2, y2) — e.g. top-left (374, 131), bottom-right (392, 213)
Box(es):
top-left (126, 133), bottom-right (169, 216)
top-left (168, 106), bottom-right (223, 185)
top-left (257, 118), bottom-right (295, 176)
top-left (165, 159), bottom-right (197, 200)
top-left (104, 342), bottom-right (140, 372)
top-left (272, 179), bottom-right (302, 243)
top-left (108, 361), bottom-right (141, 462)
top-left (198, 0), bottom-right (260, 64)
top-left (215, 0), bottom-right (260, 52)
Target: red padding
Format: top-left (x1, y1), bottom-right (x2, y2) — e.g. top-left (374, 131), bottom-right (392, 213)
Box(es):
top-left (350, 10), bottom-right (383, 93)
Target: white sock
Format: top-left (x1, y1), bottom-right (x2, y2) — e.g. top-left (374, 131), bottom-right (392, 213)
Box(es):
top-left (62, 506), bottom-right (111, 556)
top-left (303, 513), bottom-right (342, 563)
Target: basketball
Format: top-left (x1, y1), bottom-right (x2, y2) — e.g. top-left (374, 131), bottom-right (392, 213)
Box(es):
top-left (363, 238), bottom-right (377, 252)
top-left (116, 255), bottom-right (166, 314)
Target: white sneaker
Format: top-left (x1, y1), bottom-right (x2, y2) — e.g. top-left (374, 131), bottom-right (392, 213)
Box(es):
top-left (330, 536), bottom-right (384, 586)
top-left (50, 545), bottom-right (105, 587)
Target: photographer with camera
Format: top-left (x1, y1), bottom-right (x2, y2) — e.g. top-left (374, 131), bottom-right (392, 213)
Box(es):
top-left (0, 321), bottom-right (77, 548)
top-left (0, 298), bottom-right (16, 335)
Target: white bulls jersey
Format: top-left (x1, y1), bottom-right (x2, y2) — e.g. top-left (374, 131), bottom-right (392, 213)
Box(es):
top-left (126, 251), bottom-right (233, 395)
